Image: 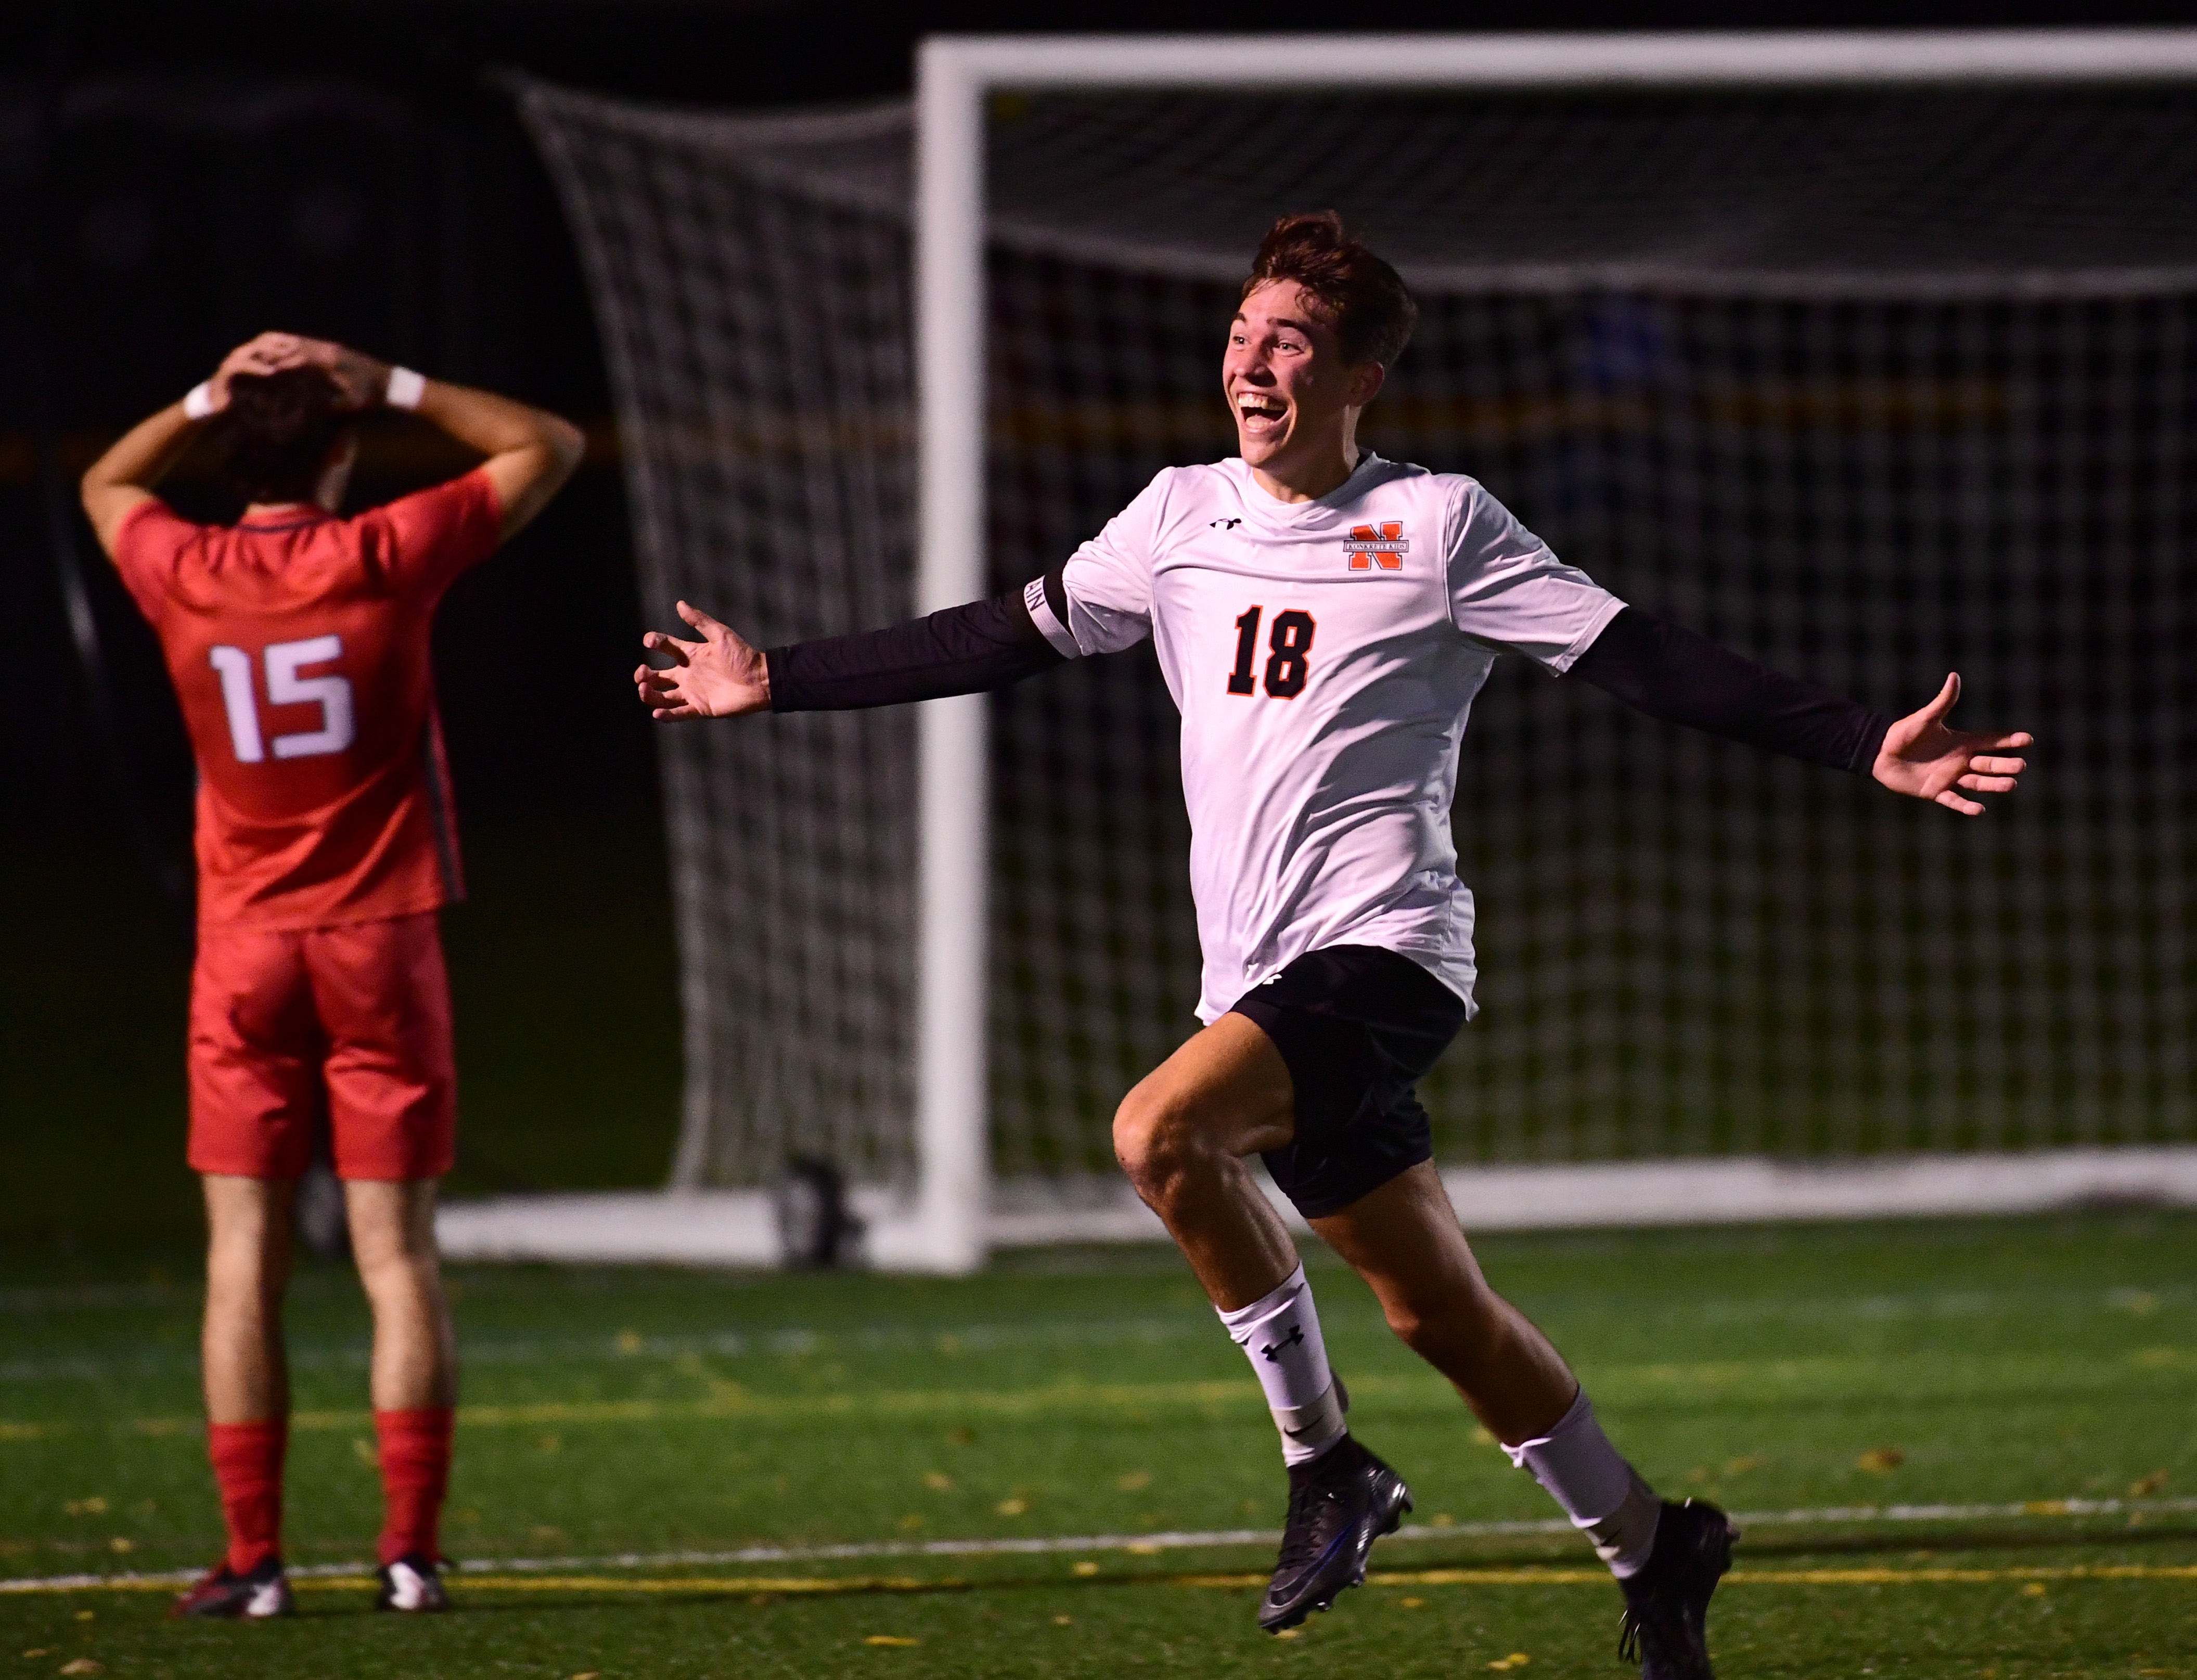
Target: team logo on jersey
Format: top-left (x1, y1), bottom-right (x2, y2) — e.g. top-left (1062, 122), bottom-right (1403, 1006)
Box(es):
top-left (1344, 522), bottom-right (1407, 571)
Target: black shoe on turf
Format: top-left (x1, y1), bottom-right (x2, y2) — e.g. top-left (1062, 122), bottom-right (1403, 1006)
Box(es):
top-left (375, 1553), bottom-right (452, 1613)
top-left (1616, 1498), bottom-right (1739, 1679)
top-left (167, 1556), bottom-right (294, 1620)
top-left (1258, 1434), bottom-right (1412, 1634)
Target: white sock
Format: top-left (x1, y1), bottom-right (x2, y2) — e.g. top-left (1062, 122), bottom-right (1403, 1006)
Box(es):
top-left (1503, 1389), bottom-right (1662, 1578)
top-left (1216, 1263), bottom-right (1347, 1466)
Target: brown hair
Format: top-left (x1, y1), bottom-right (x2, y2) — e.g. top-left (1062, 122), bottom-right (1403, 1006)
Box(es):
top-left (1241, 211), bottom-right (1417, 369)
top-left (213, 367), bottom-right (352, 504)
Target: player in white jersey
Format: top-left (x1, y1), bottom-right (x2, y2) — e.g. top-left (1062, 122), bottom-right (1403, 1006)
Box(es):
top-left (634, 213), bottom-right (2031, 1679)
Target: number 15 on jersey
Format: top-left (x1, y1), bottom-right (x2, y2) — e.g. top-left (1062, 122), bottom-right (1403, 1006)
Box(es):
top-left (208, 635), bottom-right (356, 764)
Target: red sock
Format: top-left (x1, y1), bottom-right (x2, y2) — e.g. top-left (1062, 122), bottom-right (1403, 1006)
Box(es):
top-left (207, 1419), bottom-right (286, 1575)
top-left (374, 1407), bottom-right (455, 1566)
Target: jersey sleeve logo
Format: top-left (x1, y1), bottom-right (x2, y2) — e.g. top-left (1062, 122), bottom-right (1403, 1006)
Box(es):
top-left (1344, 522), bottom-right (1408, 572)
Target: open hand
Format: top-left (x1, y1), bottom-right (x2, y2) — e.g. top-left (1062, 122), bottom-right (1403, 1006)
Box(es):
top-left (1872, 674), bottom-right (2032, 816)
top-left (635, 600), bottom-right (770, 720)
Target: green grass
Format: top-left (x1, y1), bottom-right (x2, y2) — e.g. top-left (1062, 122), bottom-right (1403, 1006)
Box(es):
top-left (6, 1213), bottom-right (2197, 1676)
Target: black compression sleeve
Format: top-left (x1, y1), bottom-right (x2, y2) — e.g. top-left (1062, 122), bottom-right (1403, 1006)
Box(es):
top-left (765, 585), bottom-right (1067, 713)
top-left (1570, 607), bottom-right (1891, 774)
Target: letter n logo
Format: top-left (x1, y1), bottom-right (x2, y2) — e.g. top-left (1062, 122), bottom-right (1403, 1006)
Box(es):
top-left (1345, 522), bottom-right (1407, 571)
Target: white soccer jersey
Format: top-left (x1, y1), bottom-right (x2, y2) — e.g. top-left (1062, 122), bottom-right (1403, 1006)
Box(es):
top-left (1023, 451), bottom-right (1624, 1025)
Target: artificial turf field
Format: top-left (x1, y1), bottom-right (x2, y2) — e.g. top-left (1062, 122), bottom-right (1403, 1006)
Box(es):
top-left (4, 1212), bottom-right (2194, 1679)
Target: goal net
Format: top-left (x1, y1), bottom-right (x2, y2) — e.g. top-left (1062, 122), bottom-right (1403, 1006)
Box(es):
top-left (513, 43), bottom-right (2197, 1259)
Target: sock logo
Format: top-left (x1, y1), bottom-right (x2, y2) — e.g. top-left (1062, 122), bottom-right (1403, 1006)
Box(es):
top-left (1260, 1323), bottom-right (1305, 1362)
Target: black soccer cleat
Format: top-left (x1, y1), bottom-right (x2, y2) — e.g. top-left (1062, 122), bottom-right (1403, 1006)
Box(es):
top-left (167, 1556), bottom-right (294, 1620)
top-left (1258, 1433), bottom-right (1412, 1633)
top-left (375, 1553), bottom-right (452, 1613)
top-left (1616, 1498), bottom-right (1739, 1679)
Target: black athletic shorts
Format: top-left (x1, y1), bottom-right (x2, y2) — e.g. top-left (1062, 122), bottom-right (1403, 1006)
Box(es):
top-left (1229, 945), bottom-right (1470, 1220)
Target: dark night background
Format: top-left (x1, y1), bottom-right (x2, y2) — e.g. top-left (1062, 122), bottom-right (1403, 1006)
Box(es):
top-left (4, 0), bottom-right (2193, 1251)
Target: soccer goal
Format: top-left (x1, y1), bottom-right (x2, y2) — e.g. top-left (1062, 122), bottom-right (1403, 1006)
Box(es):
top-left (488, 32), bottom-right (2197, 1272)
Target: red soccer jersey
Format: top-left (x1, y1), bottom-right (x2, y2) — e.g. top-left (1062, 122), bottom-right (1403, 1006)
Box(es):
top-left (113, 470), bottom-right (503, 932)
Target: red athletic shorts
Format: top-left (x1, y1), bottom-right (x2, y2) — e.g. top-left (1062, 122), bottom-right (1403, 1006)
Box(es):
top-left (187, 910), bottom-right (457, 1182)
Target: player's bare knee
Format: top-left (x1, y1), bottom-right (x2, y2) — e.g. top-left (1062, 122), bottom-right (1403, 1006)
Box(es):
top-left (1112, 1085), bottom-right (1213, 1203)
top-left (1110, 1088), bottom-right (1167, 1188)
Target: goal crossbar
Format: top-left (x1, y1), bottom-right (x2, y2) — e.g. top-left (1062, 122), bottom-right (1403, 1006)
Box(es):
top-left (889, 30), bottom-right (2197, 1272)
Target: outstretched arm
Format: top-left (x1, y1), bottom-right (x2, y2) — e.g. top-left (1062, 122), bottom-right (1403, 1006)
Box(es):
top-left (1571, 608), bottom-right (2030, 816)
top-left (635, 586), bottom-right (1066, 721)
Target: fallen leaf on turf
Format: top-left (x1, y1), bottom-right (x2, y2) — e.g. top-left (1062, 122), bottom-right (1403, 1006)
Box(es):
top-left (923, 1471), bottom-right (954, 1491)
top-left (865, 1635), bottom-right (920, 1647)
top-left (996, 1497), bottom-right (1028, 1516)
top-left (1431, 1513), bottom-right (1455, 1528)
top-left (1399, 1596), bottom-right (1424, 1609)
top-left (1488, 1655), bottom-right (1531, 1671)
top-left (1072, 1561), bottom-right (1100, 1577)
top-left (570, 1672), bottom-right (601, 1679)
top-left (2130, 1469), bottom-right (2168, 1496)
top-left (22, 1651), bottom-right (49, 1660)
top-left (615, 1329), bottom-right (644, 1353)
top-left (60, 1662), bottom-right (102, 1676)
top-left (62, 1498), bottom-right (107, 1517)
top-left (1116, 1469), bottom-right (1151, 1491)
top-left (72, 1612), bottom-right (93, 1622)
top-left (1856, 1448), bottom-right (1905, 1473)
top-left (352, 1436), bottom-right (377, 1466)
top-left (2022, 1582), bottom-right (2047, 1598)
top-left (898, 1514), bottom-right (925, 1530)
top-left (1273, 1629), bottom-right (1301, 1640)
top-left (1053, 1614), bottom-right (1073, 1626)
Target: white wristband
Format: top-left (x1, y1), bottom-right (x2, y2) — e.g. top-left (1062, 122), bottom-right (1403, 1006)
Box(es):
top-left (384, 366), bottom-right (427, 410)
top-left (182, 382), bottom-right (217, 421)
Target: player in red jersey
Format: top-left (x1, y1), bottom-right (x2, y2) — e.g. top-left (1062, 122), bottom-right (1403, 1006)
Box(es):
top-left (81, 332), bottom-right (584, 1618)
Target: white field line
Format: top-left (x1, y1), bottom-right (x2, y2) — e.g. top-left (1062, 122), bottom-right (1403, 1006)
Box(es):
top-left (7, 1493), bottom-right (2194, 1595)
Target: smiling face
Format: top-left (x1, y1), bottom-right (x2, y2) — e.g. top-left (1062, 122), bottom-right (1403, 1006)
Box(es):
top-left (1224, 280), bottom-right (1387, 502)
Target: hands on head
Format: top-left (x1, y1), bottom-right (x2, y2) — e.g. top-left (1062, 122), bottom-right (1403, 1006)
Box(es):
top-left (1872, 674), bottom-right (2032, 816)
top-left (201, 332), bottom-right (391, 415)
top-left (635, 601), bottom-right (771, 720)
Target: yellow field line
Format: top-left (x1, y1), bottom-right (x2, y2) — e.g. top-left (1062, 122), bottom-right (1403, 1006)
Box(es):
top-left (16, 1563), bottom-right (2196, 1599)
top-left (5, 1348), bottom-right (2192, 1443)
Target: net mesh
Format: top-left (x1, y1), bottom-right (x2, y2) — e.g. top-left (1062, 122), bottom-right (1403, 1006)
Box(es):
top-left (516, 78), bottom-right (2196, 1194)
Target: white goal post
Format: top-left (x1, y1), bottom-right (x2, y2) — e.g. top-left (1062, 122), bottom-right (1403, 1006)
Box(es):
top-left (902, 29), bottom-right (2197, 1274)
top-left (472, 36), bottom-right (2197, 1271)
